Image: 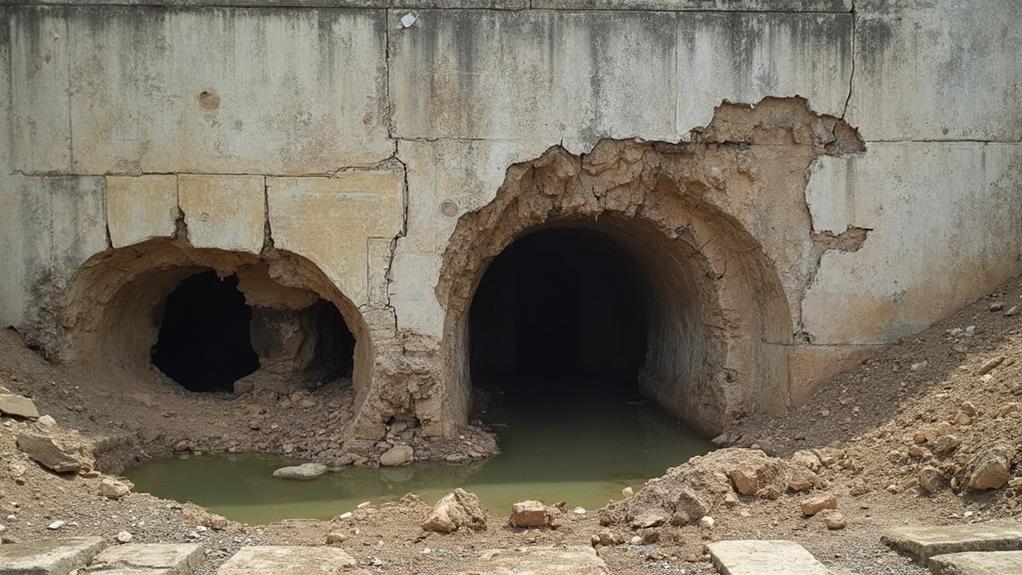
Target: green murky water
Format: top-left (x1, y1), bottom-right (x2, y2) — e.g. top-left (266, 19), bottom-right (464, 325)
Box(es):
top-left (125, 384), bottom-right (712, 524)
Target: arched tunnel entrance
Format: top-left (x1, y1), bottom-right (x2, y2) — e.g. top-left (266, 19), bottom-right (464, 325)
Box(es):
top-left (64, 241), bottom-right (369, 404)
top-left (469, 227), bottom-right (649, 395)
top-left (150, 270), bottom-right (356, 393)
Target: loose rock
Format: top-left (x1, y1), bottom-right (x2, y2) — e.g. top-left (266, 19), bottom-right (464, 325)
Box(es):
top-left (800, 494), bottom-right (838, 517)
top-left (0, 394), bottom-right (39, 419)
top-left (379, 445), bottom-right (414, 467)
top-left (967, 445), bottom-right (1013, 490)
top-left (510, 500), bottom-right (552, 529)
top-left (272, 462), bottom-right (328, 481)
top-left (421, 488), bottom-right (486, 533)
top-left (100, 478), bottom-right (132, 500)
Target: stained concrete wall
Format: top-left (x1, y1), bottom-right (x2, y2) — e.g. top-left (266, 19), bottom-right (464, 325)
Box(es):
top-left (1, 0), bottom-right (1019, 436)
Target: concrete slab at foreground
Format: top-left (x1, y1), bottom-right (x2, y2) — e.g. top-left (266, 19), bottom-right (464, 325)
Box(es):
top-left (82, 544), bottom-right (203, 575)
top-left (882, 522), bottom-right (1022, 562)
top-left (454, 546), bottom-right (610, 575)
top-left (706, 540), bottom-right (831, 575)
top-left (215, 546), bottom-right (368, 575)
top-left (0, 537), bottom-right (107, 575)
top-left (929, 551), bottom-right (1022, 575)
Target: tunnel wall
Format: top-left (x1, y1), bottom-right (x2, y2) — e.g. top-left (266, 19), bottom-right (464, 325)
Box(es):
top-left (1, 0), bottom-right (1021, 438)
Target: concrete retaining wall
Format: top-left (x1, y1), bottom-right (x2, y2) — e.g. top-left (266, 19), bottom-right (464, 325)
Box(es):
top-left (1, 0), bottom-right (1019, 437)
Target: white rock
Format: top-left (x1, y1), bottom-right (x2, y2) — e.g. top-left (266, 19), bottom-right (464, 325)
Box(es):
top-left (379, 445), bottom-right (414, 467)
top-left (272, 462), bottom-right (328, 481)
top-left (38, 415), bottom-right (57, 427)
top-left (116, 530), bottom-right (133, 543)
top-left (700, 516), bottom-right (715, 530)
top-left (47, 520), bottom-right (65, 530)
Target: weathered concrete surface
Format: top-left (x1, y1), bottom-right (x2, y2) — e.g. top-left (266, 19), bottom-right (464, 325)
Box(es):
top-left (268, 170), bottom-right (404, 307)
top-left (83, 544), bottom-right (202, 575)
top-left (0, 175), bottom-right (108, 349)
top-left (848, 0), bottom-right (1022, 142)
top-left (882, 523), bottom-right (1022, 561)
top-left (453, 546), bottom-right (609, 575)
top-left (106, 175), bottom-right (178, 248)
top-left (390, 10), bottom-right (851, 150)
top-left (14, 7), bottom-right (393, 176)
top-left (929, 551), bottom-right (1022, 575)
top-left (214, 546), bottom-right (364, 575)
top-left (9, 8), bottom-right (71, 173)
top-left (179, 175), bottom-right (264, 254)
top-left (706, 540), bottom-right (831, 575)
top-left (804, 143), bottom-right (1022, 345)
top-left (0, 537), bottom-right (107, 575)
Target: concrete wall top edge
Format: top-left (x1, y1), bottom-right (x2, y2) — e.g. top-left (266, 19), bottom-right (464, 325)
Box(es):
top-left (0, 0), bottom-right (852, 12)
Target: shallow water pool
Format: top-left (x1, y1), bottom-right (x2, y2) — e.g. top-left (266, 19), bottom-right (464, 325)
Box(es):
top-left (125, 387), bottom-right (712, 524)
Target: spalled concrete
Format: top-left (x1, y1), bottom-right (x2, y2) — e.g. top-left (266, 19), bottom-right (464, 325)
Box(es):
top-left (882, 523), bottom-right (1022, 562)
top-left (82, 544), bottom-right (202, 575)
top-left (706, 540), bottom-right (831, 575)
top-left (929, 551), bottom-right (1022, 575)
top-left (0, 537), bottom-right (107, 575)
top-left (214, 546), bottom-right (365, 575)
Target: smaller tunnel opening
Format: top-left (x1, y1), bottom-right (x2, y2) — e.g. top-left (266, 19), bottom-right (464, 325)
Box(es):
top-left (151, 271), bottom-right (259, 392)
top-left (149, 267), bottom-right (357, 395)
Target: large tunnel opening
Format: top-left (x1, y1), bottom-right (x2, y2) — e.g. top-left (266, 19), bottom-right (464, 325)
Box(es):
top-left (470, 228), bottom-right (649, 394)
top-left (151, 271), bottom-right (259, 392)
top-left (465, 224), bottom-right (714, 493)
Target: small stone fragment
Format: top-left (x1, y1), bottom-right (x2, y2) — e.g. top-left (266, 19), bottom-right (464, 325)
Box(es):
top-left (800, 494), bottom-right (838, 517)
top-left (699, 516), bottom-right (715, 530)
top-left (421, 488), bottom-right (486, 533)
top-left (917, 466), bottom-right (944, 494)
top-left (100, 478), bottom-right (132, 500)
top-left (977, 356), bottom-right (1006, 376)
top-left (37, 415), bottom-right (56, 427)
top-left (729, 466), bottom-right (759, 495)
top-left (629, 510), bottom-right (666, 529)
top-left (932, 435), bottom-right (961, 456)
top-left (116, 531), bottom-right (133, 543)
top-left (510, 500), bottom-right (552, 528)
top-left (272, 462), bottom-right (328, 480)
top-left (824, 512), bottom-right (847, 530)
top-left (967, 445), bottom-right (1013, 491)
top-left (0, 394), bottom-right (40, 419)
top-left (379, 445), bottom-right (414, 466)
top-left (621, 486), bottom-right (634, 497)
top-left (325, 532), bottom-right (348, 545)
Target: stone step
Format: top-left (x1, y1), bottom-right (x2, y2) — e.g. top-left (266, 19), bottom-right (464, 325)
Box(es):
top-left (215, 546), bottom-right (367, 575)
top-left (882, 522), bottom-right (1022, 562)
top-left (454, 546), bottom-right (610, 575)
top-left (0, 537), bottom-right (107, 575)
top-left (929, 551), bottom-right (1022, 575)
top-left (706, 540), bottom-right (832, 575)
top-left (82, 544), bottom-right (203, 575)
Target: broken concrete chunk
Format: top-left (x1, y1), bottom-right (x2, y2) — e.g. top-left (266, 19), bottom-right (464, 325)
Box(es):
top-left (510, 500), bottom-right (552, 528)
top-left (272, 462), bottom-right (328, 481)
top-left (882, 522), bottom-right (1022, 561)
top-left (929, 550), bottom-right (1022, 575)
top-left (629, 509), bottom-right (667, 529)
top-left (0, 537), bottom-right (107, 575)
top-left (16, 430), bottom-right (94, 473)
top-left (800, 494), bottom-right (837, 517)
top-left (0, 393), bottom-right (40, 419)
top-left (706, 540), bottom-right (831, 575)
top-left (421, 488), bottom-right (486, 533)
top-left (215, 546), bottom-right (365, 575)
top-left (453, 546), bottom-right (609, 575)
top-left (84, 543), bottom-right (202, 574)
